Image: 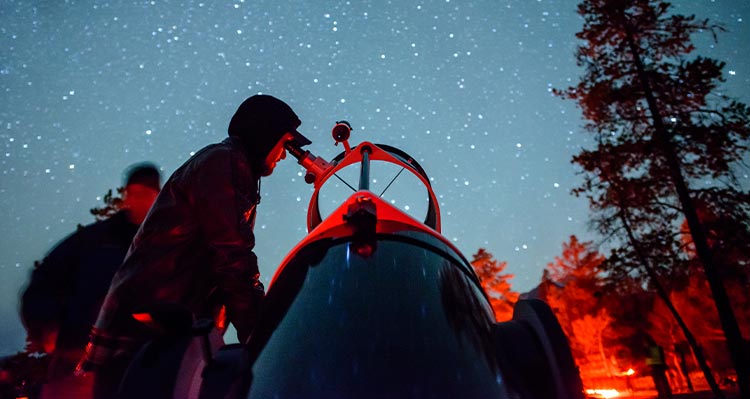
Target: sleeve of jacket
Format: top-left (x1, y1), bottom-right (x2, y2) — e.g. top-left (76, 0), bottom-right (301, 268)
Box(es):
top-left (193, 146), bottom-right (264, 343)
top-left (20, 229), bottom-right (81, 351)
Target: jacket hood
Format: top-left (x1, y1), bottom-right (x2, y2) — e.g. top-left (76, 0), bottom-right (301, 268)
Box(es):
top-left (228, 95), bottom-right (301, 160)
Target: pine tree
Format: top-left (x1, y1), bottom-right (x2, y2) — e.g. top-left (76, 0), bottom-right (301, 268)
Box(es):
top-left (547, 235), bottom-right (604, 286)
top-left (470, 248), bottom-right (519, 321)
top-left (557, 1), bottom-right (750, 396)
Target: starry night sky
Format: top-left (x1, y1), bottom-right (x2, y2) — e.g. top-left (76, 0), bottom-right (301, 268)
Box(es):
top-left (1, 1), bottom-right (748, 355)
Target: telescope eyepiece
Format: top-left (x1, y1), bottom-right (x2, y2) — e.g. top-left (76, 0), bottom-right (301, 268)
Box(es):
top-left (284, 140), bottom-right (306, 160)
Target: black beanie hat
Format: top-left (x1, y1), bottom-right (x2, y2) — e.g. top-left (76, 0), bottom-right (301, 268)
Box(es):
top-left (124, 162), bottom-right (161, 190)
top-left (228, 94), bottom-right (302, 159)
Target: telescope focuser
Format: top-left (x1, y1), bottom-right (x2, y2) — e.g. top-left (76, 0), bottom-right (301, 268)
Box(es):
top-left (284, 141), bottom-right (332, 185)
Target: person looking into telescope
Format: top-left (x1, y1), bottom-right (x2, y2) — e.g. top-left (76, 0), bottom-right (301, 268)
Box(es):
top-left (78, 94), bottom-right (311, 398)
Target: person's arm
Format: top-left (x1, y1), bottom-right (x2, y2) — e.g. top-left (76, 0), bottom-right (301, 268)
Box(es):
top-left (20, 230), bottom-right (81, 352)
top-left (194, 147), bottom-right (264, 342)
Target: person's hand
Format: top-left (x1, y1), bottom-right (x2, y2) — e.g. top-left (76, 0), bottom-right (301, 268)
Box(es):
top-left (74, 358), bottom-right (96, 377)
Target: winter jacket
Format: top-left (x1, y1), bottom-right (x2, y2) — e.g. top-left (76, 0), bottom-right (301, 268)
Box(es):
top-left (20, 211), bottom-right (139, 375)
top-left (83, 136), bottom-right (265, 369)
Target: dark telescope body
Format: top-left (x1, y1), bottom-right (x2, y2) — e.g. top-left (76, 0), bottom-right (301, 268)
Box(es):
top-left (119, 129), bottom-right (584, 399)
top-left (247, 234), bottom-right (503, 398)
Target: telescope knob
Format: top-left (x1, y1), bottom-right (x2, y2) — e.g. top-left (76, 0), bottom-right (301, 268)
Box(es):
top-left (332, 120), bottom-right (352, 143)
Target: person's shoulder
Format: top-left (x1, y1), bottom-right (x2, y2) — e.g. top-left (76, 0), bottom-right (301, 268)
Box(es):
top-left (75, 214), bottom-right (123, 237)
top-left (180, 139), bottom-right (235, 166)
top-left (42, 222), bottom-right (89, 255)
top-left (189, 138), bottom-right (240, 170)
top-left (166, 139), bottom-right (237, 188)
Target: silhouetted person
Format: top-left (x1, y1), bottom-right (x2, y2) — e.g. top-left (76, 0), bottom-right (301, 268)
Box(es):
top-left (646, 339), bottom-right (672, 398)
top-left (78, 94), bottom-right (308, 398)
top-left (20, 163), bottom-right (161, 399)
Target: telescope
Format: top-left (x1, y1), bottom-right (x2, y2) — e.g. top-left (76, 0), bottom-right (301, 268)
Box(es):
top-left (119, 122), bottom-right (584, 399)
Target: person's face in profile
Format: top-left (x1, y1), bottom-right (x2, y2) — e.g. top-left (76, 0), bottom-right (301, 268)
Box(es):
top-left (261, 133), bottom-right (292, 176)
top-left (123, 183), bottom-right (159, 224)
